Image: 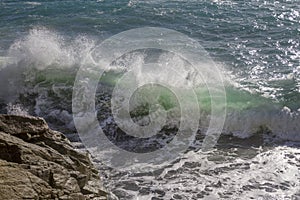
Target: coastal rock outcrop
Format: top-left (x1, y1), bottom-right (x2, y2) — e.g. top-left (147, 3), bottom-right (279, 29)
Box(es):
top-left (0, 114), bottom-right (107, 200)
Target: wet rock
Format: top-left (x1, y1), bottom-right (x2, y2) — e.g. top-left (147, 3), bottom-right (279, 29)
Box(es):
top-left (0, 114), bottom-right (108, 200)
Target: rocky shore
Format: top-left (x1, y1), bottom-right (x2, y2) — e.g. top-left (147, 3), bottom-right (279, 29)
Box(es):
top-left (0, 114), bottom-right (108, 200)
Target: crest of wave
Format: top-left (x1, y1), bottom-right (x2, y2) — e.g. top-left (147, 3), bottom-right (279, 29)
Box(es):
top-left (7, 27), bottom-right (96, 70)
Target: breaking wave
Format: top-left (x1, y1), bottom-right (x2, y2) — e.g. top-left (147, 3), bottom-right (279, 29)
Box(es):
top-left (0, 27), bottom-right (299, 143)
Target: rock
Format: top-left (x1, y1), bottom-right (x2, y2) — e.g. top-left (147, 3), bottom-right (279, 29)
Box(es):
top-left (0, 160), bottom-right (53, 199)
top-left (0, 114), bottom-right (108, 200)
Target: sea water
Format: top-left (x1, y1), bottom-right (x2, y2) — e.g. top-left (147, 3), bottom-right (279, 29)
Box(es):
top-left (0, 0), bottom-right (299, 199)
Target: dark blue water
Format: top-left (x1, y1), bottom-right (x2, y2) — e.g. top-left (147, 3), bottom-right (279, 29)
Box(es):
top-left (1, 0), bottom-right (299, 104)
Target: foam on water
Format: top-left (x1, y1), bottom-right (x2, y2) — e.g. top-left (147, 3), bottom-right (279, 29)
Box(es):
top-left (0, 1), bottom-right (300, 198)
top-left (6, 103), bottom-right (29, 116)
top-left (0, 27), bottom-right (96, 103)
top-left (5, 27), bottom-right (95, 70)
top-left (0, 27), bottom-right (299, 143)
top-left (95, 145), bottom-right (300, 199)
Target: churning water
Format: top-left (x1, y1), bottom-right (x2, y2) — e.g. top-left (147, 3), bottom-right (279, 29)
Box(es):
top-left (0, 0), bottom-right (300, 199)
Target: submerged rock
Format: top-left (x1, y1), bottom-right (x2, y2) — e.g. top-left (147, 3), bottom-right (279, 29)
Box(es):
top-left (0, 114), bottom-right (107, 200)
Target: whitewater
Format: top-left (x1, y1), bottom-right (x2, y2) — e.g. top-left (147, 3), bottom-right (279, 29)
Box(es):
top-left (0, 0), bottom-right (300, 199)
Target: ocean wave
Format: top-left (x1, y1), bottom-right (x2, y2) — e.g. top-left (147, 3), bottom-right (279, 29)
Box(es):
top-left (0, 27), bottom-right (299, 143)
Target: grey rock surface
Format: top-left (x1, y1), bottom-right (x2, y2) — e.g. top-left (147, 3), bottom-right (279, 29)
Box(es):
top-left (0, 114), bottom-right (108, 200)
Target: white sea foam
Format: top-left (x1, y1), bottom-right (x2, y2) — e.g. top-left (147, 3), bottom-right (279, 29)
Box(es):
top-left (7, 27), bottom-right (96, 70)
top-left (95, 145), bottom-right (300, 199)
top-left (24, 2), bottom-right (42, 6)
top-left (221, 106), bottom-right (300, 141)
top-left (1, 27), bottom-right (299, 143)
top-left (6, 103), bottom-right (29, 116)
